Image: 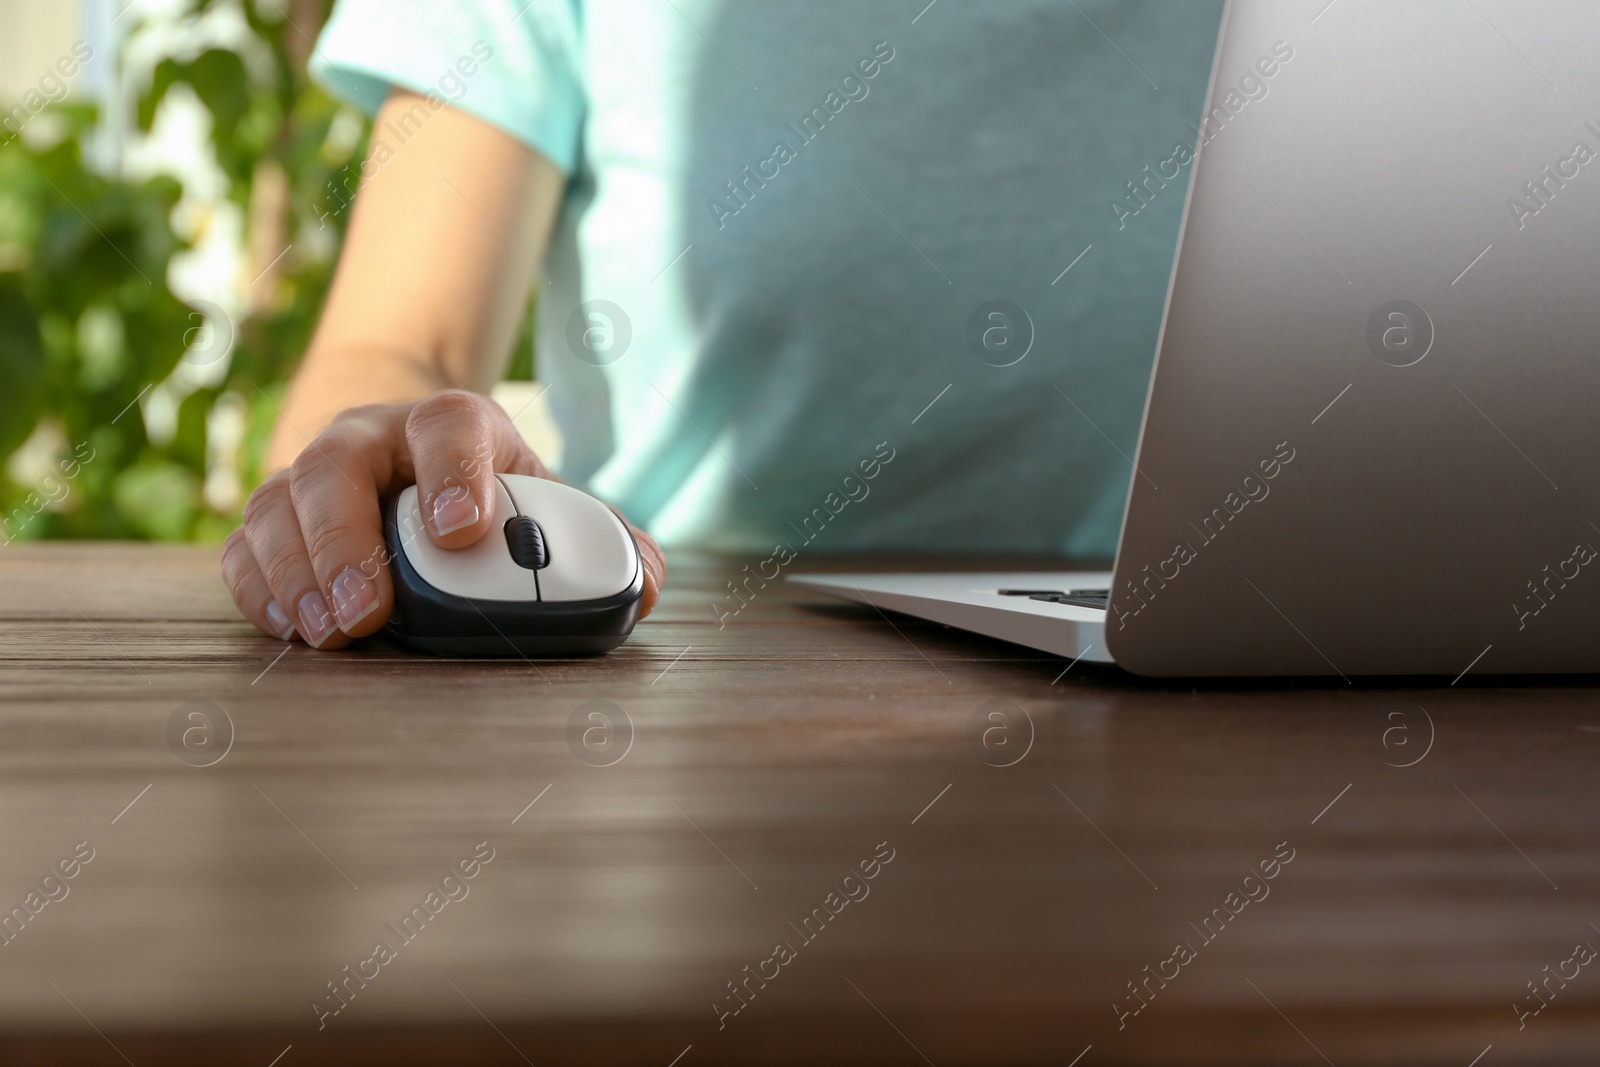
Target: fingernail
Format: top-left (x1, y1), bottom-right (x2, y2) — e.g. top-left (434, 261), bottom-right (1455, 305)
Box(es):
top-left (432, 491), bottom-right (480, 536)
top-left (297, 590), bottom-right (337, 646)
top-left (330, 567), bottom-right (380, 630)
top-left (265, 599), bottom-right (297, 641)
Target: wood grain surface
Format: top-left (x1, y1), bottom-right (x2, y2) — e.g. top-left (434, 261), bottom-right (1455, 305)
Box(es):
top-left (1, 543), bottom-right (1597, 1065)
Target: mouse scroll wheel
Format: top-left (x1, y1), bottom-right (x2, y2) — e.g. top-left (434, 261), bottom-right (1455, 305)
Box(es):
top-left (503, 515), bottom-right (548, 570)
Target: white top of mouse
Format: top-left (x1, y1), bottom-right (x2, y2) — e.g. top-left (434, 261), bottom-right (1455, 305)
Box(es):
top-left (392, 475), bottom-right (639, 603)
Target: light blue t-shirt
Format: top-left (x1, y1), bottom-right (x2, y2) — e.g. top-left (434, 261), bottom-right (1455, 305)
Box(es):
top-left (313, 0), bottom-right (1222, 556)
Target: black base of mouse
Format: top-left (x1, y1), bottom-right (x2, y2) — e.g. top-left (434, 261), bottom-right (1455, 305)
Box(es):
top-left (382, 628), bottom-right (637, 657)
top-left (382, 496), bottom-right (644, 657)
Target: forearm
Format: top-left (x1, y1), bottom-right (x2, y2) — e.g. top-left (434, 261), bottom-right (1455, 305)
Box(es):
top-left (263, 90), bottom-right (560, 474)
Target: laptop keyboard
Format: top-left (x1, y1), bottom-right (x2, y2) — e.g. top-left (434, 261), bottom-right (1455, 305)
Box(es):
top-left (998, 588), bottom-right (1109, 611)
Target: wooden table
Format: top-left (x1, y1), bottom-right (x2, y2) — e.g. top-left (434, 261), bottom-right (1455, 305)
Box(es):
top-left (1, 544), bottom-right (1597, 1066)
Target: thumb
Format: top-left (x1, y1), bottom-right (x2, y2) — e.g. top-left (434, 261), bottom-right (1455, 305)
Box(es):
top-left (403, 390), bottom-right (540, 549)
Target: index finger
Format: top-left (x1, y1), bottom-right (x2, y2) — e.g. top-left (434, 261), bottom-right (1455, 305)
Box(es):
top-left (402, 389), bottom-right (552, 550)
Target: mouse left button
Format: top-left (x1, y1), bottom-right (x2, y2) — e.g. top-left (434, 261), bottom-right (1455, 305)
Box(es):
top-left (392, 481), bottom-right (537, 602)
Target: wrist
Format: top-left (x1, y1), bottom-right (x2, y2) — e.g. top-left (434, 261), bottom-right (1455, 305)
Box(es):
top-left (265, 343), bottom-right (453, 472)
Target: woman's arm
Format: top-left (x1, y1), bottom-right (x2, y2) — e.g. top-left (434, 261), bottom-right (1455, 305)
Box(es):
top-left (224, 91), bottom-right (665, 649)
top-left (269, 89), bottom-right (559, 466)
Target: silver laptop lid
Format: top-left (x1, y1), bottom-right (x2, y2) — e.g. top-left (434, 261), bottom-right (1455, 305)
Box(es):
top-left (1107, 0), bottom-right (1600, 676)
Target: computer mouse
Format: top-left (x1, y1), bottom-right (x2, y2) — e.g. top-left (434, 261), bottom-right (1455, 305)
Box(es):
top-left (382, 473), bottom-right (643, 656)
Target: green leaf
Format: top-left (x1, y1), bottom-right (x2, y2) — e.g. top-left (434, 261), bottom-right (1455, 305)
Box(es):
top-left (0, 273), bottom-right (45, 458)
top-left (140, 50), bottom-right (249, 131)
top-left (137, 57), bottom-right (183, 132)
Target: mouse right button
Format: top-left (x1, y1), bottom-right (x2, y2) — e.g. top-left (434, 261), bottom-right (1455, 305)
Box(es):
top-left (499, 477), bottom-right (637, 602)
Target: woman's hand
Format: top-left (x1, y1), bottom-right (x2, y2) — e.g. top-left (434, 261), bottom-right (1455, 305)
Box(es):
top-left (218, 95), bottom-right (656, 649)
top-left (222, 389), bottom-right (665, 649)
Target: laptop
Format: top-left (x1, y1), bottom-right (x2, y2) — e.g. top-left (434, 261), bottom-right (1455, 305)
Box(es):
top-left (791, 0), bottom-right (1600, 677)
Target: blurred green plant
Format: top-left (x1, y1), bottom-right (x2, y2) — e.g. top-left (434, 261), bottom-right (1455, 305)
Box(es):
top-left (0, 0), bottom-right (366, 544)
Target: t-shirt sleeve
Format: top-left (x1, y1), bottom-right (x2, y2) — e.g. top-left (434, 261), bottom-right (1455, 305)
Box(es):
top-left (310, 0), bottom-right (585, 173)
